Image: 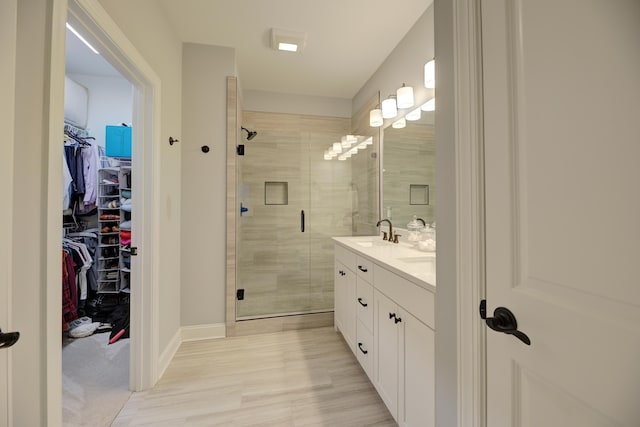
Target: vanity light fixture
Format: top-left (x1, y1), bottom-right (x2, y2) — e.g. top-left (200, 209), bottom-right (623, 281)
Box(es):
top-left (406, 107), bottom-right (422, 121)
top-left (324, 135), bottom-right (371, 161)
top-left (66, 23), bottom-right (99, 54)
top-left (424, 59), bottom-right (435, 89)
top-left (421, 97), bottom-right (435, 112)
top-left (381, 95), bottom-right (398, 119)
top-left (370, 108), bottom-right (383, 127)
top-left (396, 83), bottom-right (414, 109)
top-left (392, 118), bottom-right (406, 129)
top-left (271, 28), bottom-right (306, 53)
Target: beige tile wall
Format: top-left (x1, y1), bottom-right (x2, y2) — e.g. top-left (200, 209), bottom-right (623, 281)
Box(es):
top-left (382, 123), bottom-right (436, 227)
top-left (236, 112), bottom-right (352, 318)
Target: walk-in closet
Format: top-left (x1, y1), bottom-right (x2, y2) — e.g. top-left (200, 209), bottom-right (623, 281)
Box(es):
top-left (61, 22), bottom-right (135, 426)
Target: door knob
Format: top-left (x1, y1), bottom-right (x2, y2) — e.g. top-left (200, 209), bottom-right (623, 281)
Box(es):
top-left (0, 328), bottom-right (20, 349)
top-left (480, 300), bottom-right (531, 345)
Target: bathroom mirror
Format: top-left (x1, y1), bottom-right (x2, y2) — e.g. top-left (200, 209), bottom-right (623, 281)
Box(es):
top-left (381, 111), bottom-right (435, 228)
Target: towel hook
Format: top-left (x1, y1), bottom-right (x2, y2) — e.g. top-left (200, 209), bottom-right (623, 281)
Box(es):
top-left (169, 136), bottom-right (179, 145)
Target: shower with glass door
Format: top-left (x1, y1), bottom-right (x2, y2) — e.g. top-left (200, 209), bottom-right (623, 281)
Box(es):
top-left (235, 112), bottom-right (374, 320)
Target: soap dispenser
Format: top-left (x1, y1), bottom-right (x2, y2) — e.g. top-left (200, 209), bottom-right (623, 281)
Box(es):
top-left (407, 215), bottom-right (424, 242)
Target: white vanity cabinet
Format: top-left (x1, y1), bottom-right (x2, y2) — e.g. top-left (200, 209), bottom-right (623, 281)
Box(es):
top-left (334, 245), bottom-right (357, 353)
top-left (374, 289), bottom-right (434, 427)
top-left (333, 239), bottom-right (435, 427)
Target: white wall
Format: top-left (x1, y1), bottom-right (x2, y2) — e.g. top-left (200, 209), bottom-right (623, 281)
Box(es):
top-left (181, 43), bottom-right (236, 326)
top-left (353, 6), bottom-right (435, 120)
top-left (98, 0), bottom-right (183, 354)
top-left (244, 89), bottom-right (352, 118)
top-left (66, 73), bottom-right (133, 148)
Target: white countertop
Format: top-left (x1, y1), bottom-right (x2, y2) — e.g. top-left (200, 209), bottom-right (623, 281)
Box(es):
top-left (333, 236), bottom-right (436, 292)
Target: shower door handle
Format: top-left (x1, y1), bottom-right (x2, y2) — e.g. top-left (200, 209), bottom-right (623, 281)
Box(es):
top-left (301, 210), bottom-right (305, 233)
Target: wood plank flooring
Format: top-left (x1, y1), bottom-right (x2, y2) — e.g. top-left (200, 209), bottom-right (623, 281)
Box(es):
top-left (112, 327), bottom-right (396, 426)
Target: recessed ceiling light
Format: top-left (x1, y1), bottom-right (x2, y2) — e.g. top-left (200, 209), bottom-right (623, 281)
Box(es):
top-left (278, 42), bottom-right (298, 52)
top-left (271, 28), bottom-right (306, 53)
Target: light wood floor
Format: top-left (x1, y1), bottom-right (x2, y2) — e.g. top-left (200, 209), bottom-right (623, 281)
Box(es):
top-left (112, 326), bottom-right (396, 426)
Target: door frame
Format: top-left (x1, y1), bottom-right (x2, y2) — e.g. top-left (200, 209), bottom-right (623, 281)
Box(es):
top-left (47, 0), bottom-right (161, 421)
top-left (435, 0), bottom-right (486, 426)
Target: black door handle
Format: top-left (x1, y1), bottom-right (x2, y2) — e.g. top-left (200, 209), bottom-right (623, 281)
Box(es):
top-left (358, 342), bottom-right (368, 354)
top-left (480, 300), bottom-right (531, 345)
top-left (0, 328), bottom-right (20, 349)
top-left (358, 265), bottom-right (368, 273)
top-left (358, 298), bottom-right (368, 307)
top-left (301, 210), bottom-right (305, 233)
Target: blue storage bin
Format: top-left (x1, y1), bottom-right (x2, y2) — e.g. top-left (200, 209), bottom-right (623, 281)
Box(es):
top-left (105, 125), bottom-right (132, 158)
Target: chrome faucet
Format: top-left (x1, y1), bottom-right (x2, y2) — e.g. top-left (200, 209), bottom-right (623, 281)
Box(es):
top-left (376, 219), bottom-right (393, 241)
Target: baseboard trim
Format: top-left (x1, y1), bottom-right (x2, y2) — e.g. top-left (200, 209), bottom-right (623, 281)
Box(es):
top-left (181, 323), bottom-right (226, 342)
top-left (157, 328), bottom-right (181, 380)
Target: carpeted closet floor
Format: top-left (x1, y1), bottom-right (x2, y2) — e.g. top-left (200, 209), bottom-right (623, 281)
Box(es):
top-left (62, 332), bottom-right (131, 426)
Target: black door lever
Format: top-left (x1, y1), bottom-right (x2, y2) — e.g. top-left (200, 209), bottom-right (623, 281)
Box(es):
top-left (0, 328), bottom-right (20, 349)
top-left (480, 300), bottom-right (531, 345)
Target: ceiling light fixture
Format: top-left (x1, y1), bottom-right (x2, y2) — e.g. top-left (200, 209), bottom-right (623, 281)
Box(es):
top-left (271, 28), bottom-right (306, 53)
top-left (396, 83), bottom-right (414, 109)
top-left (424, 59), bottom-right (435, 89)
top-left (381, 95), bottom-right (398, 119)
top-left (66, 23), bottom-right (99, 55)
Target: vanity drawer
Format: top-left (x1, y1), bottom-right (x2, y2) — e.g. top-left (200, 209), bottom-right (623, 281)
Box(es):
top-left (356, 256), bottom-right (373, 283)
top-left (356, 319), bottom-right (374, 380)
top-left (335, 244), bottom-right (357, 272)
top-left (374, 264), bottom-right (435, 330)
top-left (356, 279), bottom-right (374, 332)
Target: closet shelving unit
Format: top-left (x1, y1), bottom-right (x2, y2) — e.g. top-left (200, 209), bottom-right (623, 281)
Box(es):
top-left (96, 159), bottom-right (132, 294)
top-left (97, 166), bottom-right (121, 293)
top-left (119, 164), bottom-right (132, 294)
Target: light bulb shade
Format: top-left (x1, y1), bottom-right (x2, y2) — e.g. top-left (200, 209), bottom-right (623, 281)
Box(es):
top-left (332, 142), bottom-right (343, 153)
top-left (421, 97), bottom-right (435, 111)
top-left (396, 85), bottom-right (414, 109)
top-left (381, 97), bottom-right (398, 119)
top-left (424, 59), bottom-right (435, 89)
top-left (406, 107), bottom-right (422, 121)
top-left (392, 118), bottom-right (406, 129)
top-left (369, 109), bottom-right (383, 127)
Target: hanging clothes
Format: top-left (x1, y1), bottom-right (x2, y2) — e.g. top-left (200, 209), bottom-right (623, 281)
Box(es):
top-left (62, 249), bottom-right (78, 329)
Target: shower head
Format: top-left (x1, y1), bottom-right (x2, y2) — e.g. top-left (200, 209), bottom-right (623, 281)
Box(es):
top-left (241, 126), bottom-right (257, 141)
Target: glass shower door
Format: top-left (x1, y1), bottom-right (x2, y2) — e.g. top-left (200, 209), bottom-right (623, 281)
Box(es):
top-left (236, 128), bottom-right (312, 319)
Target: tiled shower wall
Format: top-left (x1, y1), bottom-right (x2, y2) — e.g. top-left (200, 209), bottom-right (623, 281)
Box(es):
top-left (382, 123), bottom-right (436, 227)
top-left (236, 111), bottom-right (353, 318)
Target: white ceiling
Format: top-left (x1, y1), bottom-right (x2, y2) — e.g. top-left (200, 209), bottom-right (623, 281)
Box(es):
top-left (66, 0), bottom-right (432, 99)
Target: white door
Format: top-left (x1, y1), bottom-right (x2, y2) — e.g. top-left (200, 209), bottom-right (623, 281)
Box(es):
top-left (482, 1), bottom-right (640, 426)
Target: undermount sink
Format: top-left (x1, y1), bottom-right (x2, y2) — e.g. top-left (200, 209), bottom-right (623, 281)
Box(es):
top-left (356, 241), bottom-right (374, 247)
